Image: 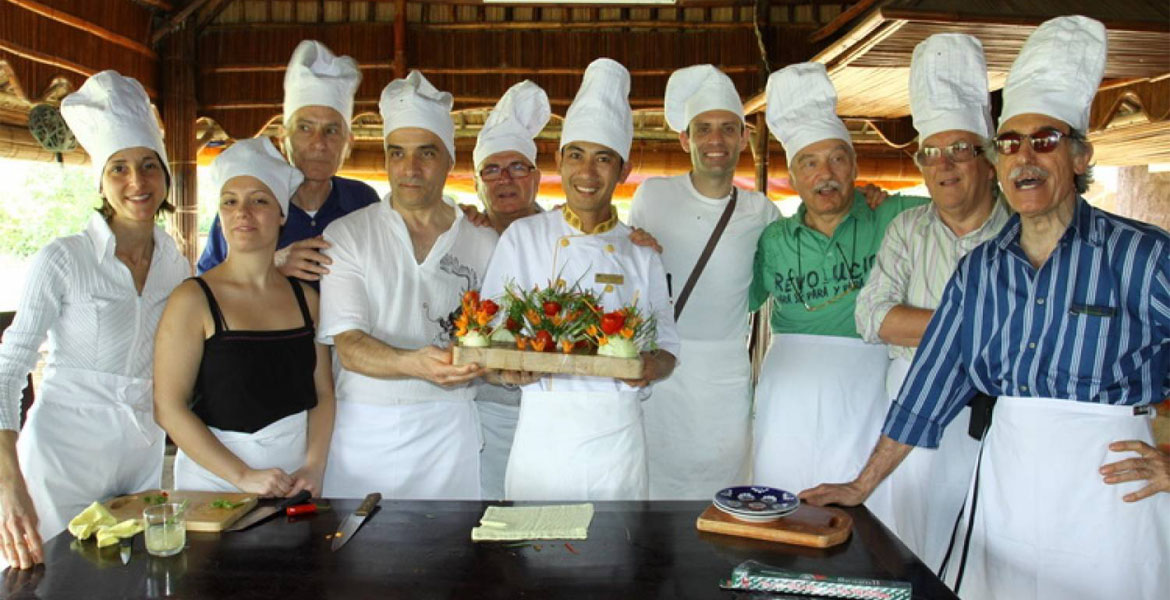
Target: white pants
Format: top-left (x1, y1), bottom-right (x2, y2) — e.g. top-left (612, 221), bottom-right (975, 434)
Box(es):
top-left (752, 334), bottom-right (892, 519)
top-left (173, 411), bottom-right (308, 492)
top-left (324, 400), bottom-right (481, 500)
top-left (17, 367), bottom-right (163, 543)
top-left (643, 339), bottom-right (752, 499)
top-left (476, 400), bottom-right (519, 501)
top-left (944, 396), bottom-right (1170, 600)
top-left (507, 390), bottom-right (647, 501)
top-left (882, 357), bottom-right (980, 570)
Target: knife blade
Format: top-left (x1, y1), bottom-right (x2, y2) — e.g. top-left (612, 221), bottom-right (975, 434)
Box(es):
top-left (331, 492), bottom-right (381, 552)
top-left (120, 537), bottom-right (131, 565)
top-left (226, 490), bottom-right (311, 532)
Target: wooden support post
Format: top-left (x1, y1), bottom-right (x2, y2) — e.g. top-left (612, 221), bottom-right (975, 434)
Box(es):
top-left (392, 0), bottom-right (406, 79)
top-left (160, 22), bottom-right (199, 269)
top-left (748, 111), bottom-right (771, 385)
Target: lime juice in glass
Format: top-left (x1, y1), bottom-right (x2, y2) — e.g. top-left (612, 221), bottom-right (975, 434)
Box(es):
top-left (143, 503), bottom-right (186, 557)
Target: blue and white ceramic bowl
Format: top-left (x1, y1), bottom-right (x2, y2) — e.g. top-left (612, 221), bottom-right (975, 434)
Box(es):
top-left (713, 486), bottom-right (799, 519)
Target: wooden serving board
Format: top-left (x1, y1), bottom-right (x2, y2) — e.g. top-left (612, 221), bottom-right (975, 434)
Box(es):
top-left (105, 490), bottom-right (258, 533)
top-left (453, 346), bottom-right (643, 379)
top-left (695, 504), bottom-right (852, 548)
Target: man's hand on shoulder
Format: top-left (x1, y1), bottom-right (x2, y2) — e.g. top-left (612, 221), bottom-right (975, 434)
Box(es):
top-left (629, 227), bottom-right (663, 254)
top-left (459, 204), bottom-right (493, 229)
top-left (275, 236), bottom-right (332, 281)
top-left (858, 183), bottom-right (890, 209)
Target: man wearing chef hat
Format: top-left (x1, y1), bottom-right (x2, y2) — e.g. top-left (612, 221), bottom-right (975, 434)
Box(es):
top-left (316, 71), bottom-right (496, 500)
top-left (804, 16), bottom-right (1169, 600)
top-left (628, 65), bottom-right (779, 499)
top-left (198, 40), bottom-right (379, 283)
top-left (852, 34), bottom-right (1011, 568)
top-left (748, 63), bottom-right (926, 518)
top-left (480, 58), bottom-right (680, 501)
top-left (470, 80), bottom-right (549, 500)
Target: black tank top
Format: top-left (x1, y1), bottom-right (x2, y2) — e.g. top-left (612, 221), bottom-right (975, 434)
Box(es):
top-left (190, 277), bottom-right (317, 434)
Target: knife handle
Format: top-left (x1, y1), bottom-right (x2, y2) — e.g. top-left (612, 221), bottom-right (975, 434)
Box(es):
top-left (277, 489), bottom-right (312, 511)
top-left (355, 493), bottom-right (381, 517)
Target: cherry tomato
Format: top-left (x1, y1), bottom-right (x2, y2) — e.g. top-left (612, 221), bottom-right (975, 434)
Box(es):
top-left (601, 312), bottom-right (626, 335)
top-left (480, 299), bottom-right (499, 317)
top-left (505, 317), bottom-right (520, 332)
top-left (534, 330), bottom-right (554, 351)
top-left (463, 290), bottom-right (480, 305)
top-left (542, 301), bottom-right (562, 317)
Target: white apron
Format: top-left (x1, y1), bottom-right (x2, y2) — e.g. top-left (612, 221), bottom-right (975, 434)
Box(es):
top-left (752, 334), bottom-right (893, 519)
top-left (883, 357), bottom-right (980, 571)
top-left (476, 400), bottom-right (519, 501)
top-left (944, 396), bottom-right (1170, 600)
top-left (323, 399), bottom-right (481, 500)
top-left (506, 390), bottom-right (647, 501)
top-left (17, 366), bottom-right (164, 542)
top-left (644, 339), bottom-right (752, 499)
top-left (173, 411), bottom-right (308, 492)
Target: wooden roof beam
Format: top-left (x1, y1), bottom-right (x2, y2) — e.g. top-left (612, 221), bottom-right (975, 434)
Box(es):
top-left (152, 0), bottom-right (219, 44)
top-left (4, 0), bottom-right (157, 59)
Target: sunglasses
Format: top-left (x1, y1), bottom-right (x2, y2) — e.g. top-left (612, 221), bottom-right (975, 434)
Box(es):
top-left (993, 127), bottom-right (1068, 156)
top-left (479, 162), bottom-right (536, 182)
top-left (913, 141), bottom-right (983, 168)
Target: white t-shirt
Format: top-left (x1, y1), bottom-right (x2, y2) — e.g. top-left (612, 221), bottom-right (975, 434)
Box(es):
top-left (629, 174), bottom-right (779, 341)
top-left (318, 196), bottom-right (499, 405)
top-left (480, 210), bottom-right (680, 393)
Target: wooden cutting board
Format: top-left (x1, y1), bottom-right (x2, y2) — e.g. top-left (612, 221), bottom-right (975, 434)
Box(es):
top-left (695, 504), bottom-right (852, 548)
top-left (105, 490), bottom-right (258, 532)
top-left (453, 346), bottom-right (643, 379)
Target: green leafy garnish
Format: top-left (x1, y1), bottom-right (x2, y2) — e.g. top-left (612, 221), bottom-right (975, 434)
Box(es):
top-left (142, 494), bottom-right (168, 506)
top-left (210, 499), bottom-right (243, 510)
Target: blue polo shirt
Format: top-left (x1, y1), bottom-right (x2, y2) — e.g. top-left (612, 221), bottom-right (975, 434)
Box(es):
top-left (197, 176), bottom-right (379, 278)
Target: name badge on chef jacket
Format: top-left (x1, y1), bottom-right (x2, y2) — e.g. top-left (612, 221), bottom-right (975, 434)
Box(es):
top-left (595, 273), bottom-right (624, 294)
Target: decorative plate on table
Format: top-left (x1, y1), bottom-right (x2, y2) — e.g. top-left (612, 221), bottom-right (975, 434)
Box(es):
top-left (713, 486), bottom-right (800, 522)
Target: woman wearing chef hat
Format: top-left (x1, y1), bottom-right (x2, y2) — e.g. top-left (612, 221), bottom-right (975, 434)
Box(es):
top-left (0, 71), bottom-right (190, 568)
top-left (153, 138), bottom-right (335, 499)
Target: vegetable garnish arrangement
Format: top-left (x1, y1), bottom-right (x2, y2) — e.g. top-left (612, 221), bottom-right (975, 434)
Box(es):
top-left (449, 280), bottom-right (656, 378)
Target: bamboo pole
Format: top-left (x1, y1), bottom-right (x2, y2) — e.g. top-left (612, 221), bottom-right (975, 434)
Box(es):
top-left (160, 23), bottom-right (199, 268)
top-left (748, 110), bottom-right (771, 385)
top-left (420, 20), bottom-right (755, 31)
top-left (392, 0), bottom-right (406, 79)
top-left (5, 0), bottom-right (157, 59)
top-left (202, 64), bottom-right (759, 76)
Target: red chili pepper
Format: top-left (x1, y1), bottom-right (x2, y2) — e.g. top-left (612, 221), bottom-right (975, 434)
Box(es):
top-left (286, 503), bottom-right (318, 516)
top-left (564, 542), bottom-right (578, 554)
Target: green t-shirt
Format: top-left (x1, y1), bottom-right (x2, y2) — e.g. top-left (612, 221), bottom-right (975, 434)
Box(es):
top-left (749, 191), bottom-right (929, 338)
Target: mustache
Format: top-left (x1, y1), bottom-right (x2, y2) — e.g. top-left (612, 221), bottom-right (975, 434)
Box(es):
top-left (813, 180), bottom-right (842, 194)
top-left (1009, 165), bottom-right (1050, 180)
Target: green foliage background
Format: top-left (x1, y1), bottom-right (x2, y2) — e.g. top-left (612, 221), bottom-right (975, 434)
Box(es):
top-left (0, 162), bottom-right (97, 257)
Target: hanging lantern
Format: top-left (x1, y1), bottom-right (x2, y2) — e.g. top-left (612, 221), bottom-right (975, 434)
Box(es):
top-left (27, 103), bottom-right (77, 164)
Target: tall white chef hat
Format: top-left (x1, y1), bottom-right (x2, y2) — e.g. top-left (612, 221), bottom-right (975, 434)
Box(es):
top-left (664, 64), bottom-right (744, 132)
top-left (283, 40), bottom-right (362, 127)
top-left (910, 34), bottom-right (993, 142)
top-left (379, 70), bottom-right (455, 161)
top-left (560, 58), bottom-right (633, 161)
top-left (60, 70), bottom-right (169, 188)
top-left (473, 80), bottom-right (550, 169)
top-left (999, 15), bottom-right (1107, 132)
top-left (765, 62), bottom-right (852, 164)
top-left (210, 137), bottom-right (304, 217)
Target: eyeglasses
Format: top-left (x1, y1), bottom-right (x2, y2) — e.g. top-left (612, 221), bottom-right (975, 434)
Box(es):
top-left (793, 228), bottom-right (862, 312)
top-left (479, 162), bottom-right (535, 181)
top-left (993, 127), bottom-right (1068, 156)
top-left (913, 141), bottom-right (983, 168)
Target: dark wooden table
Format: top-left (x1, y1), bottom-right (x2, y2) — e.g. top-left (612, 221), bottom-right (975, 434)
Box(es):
top-left (1, 500), bottom-right (958, 599)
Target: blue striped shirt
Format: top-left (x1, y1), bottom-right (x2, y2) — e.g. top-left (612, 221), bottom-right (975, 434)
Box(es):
top-left (883, 198), bottom-right (1170, 448)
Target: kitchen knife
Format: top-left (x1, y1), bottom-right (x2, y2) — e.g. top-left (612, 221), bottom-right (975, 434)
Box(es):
top-left (331, 493), bottom-right (381, 552)
top-left (120, 537), bottom-right (131, 565)
top-left (225, 490), bottom-right (311, 532)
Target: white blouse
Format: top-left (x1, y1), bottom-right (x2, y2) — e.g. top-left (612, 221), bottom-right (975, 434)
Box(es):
top-left (0, 214), bottom-right (190, 430)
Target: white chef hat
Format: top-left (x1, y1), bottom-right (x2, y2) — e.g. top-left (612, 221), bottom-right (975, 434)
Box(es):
top-left (379, 70), bottom-right (455, 161)
top-left (664, 64), bottom-right (744, 132)
top-left (60, 70), bottom-right (169, 188)
top-left (473, 80), bottom-right (550, 169)
top-left (560, 58), bottom-right (633, 161)
top-left (910, 34), bottom-right (993, 142)
top-left (765, 62), bottom-right (852, 164)
top-left (283, 40), bottom-right (362, 126)
top-left (210, 137), bottom-right (304, 216)
top-left (999, 15), bottom-right (1107, 132)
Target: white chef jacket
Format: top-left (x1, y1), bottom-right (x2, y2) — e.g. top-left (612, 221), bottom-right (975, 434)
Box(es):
top-left (318, 195), bottom-right (499, 405)
top-left (480, 209), bottom-right (680, 389)
top-left (629, 174), bottom-right (779, 340)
